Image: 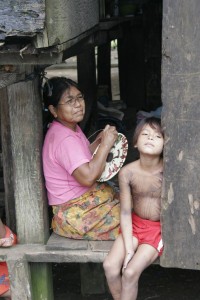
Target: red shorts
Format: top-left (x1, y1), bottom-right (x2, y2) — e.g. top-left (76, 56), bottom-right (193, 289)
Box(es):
top-left (0, 262), bottom-right (9, 296)
top-left (131, 213), bottom-right (163, 256)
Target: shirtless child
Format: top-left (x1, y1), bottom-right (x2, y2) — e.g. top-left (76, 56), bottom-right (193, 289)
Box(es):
top-left (103, 117), bottom-right (164, 300)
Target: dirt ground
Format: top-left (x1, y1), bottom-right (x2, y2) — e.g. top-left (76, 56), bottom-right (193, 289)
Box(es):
top-left (53, 263), bottom-right (200, 300)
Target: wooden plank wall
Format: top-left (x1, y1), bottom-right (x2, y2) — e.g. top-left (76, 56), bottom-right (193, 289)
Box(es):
top-left (161, 0), bottom-right (200, 270)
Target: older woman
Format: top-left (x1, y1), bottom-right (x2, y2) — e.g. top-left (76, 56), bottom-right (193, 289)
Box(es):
top-left (42, 77), bottom-right (120, 240)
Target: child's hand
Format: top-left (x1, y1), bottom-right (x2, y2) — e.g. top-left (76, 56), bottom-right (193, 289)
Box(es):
top-left (122, 252), bottom-right (134, 273)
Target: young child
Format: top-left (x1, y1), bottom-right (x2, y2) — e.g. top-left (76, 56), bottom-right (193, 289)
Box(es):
top-left (103, 117), bottom-right (164, 300)
top-left (0, 219), bottom-right (17, 300)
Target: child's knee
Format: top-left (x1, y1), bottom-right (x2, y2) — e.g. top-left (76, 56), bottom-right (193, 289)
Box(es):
top-left (103, 257), bottom-right (120, 278)
top-left (122, 267), bottom-right (140, 285)
top-left (103, 256), bottom-right (111, 273)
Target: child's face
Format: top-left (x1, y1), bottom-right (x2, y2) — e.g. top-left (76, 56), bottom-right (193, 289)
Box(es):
top-left (135, 124), bottom-right (164, 156)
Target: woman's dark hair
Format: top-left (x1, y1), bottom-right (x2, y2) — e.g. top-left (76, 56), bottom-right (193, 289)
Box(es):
top-left (133, 117), bottom-right (163, 146)
top-left (43, 77), bottom-right (81, 109)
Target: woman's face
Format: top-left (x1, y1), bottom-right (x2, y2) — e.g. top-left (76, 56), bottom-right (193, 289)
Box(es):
top-left (50, 86), bottom-right (85, 130)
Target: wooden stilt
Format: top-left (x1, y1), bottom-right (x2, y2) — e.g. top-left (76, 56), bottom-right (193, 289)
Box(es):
top-left (0, 67), bottom-right (53, 299)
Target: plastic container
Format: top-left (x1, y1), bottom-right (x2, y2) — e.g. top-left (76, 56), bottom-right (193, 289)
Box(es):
top-left (119, 0), bottom-right (137, 16)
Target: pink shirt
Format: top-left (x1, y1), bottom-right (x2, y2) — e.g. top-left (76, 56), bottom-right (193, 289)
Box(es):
top-left (42, 121), bottom-right (92, 205)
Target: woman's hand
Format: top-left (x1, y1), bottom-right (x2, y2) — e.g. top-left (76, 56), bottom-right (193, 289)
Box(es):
top-left (89, 125), bottom-right (117, 154)
top-left (100, 125), bottom-right (118, 150)
top-left (73, 125), bottom-right (118, 186)
top-left (89, 131), bottom-right (103, 154)
top-left (122, 251), bottom-right (134, 273)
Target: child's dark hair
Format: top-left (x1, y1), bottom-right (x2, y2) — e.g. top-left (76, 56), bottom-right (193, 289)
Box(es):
top-left (43, 77), bottom-right (81, 109)
top-left (133, 117), bottom-right (163, 146)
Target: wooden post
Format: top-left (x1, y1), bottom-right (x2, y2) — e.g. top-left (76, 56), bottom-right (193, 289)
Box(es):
top-left (0, 87), bottom-right (16, 231)
top-left (0, 65), bottom-right (28, 230)
top-left (77, 48), bottom-right (97, 135)
top-left (97, 42), bottom-right (112, 101)
top-left (7, 253), bottom-right (32, 300)
top-left (0, 67), bottom-right (53, 299)
top-left (2, 73), bottom-right (49, 244)
top-left (161, 0), bottom-right (200, 270)
top-left (118, 23), bottom-right (145, 109)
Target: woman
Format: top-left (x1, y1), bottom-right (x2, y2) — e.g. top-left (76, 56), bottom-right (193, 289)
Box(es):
top-left (42, 77), bottom-right (120, 240)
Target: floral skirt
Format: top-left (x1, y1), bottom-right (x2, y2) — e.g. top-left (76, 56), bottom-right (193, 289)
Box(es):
top-left (52, 182), bottom-right (120, 240)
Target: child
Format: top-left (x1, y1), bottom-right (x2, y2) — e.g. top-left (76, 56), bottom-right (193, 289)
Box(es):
top-left (0, 219), bottom-right (17, 300)
top-left (103, 117), bottom-right (164, 300)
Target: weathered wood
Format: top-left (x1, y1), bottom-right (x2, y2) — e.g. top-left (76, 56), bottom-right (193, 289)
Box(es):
top-left (0, 68), bottom-right (26, 89)
top-left (0, 66), bottom-right (39, 230)
top-left (0, 244), bottom-right (108, 263)
top-left (44, 0), bottom-right (99, 48)
top-left (0, 51), bottom-right (63, 65)
top-left (161, 0), bottom-right (200, 270)
top-left (46, 233), bottom-right (88, 251)
top-left (6, 73), bottom-right (49, 243)
top-left (0, 0), bottom-right (45, 40)
top-left (89, 240), bottom-right (114, 252)
top-left (0, 240), bottom-right (160, 265)
top-left (2, 67), bottom-right (54, 299)
top-left (7, 253), bottom-right (32, 300)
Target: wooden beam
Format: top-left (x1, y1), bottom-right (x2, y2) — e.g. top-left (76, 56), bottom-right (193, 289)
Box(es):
top-left (0, 51), bottom-right (62, 65)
